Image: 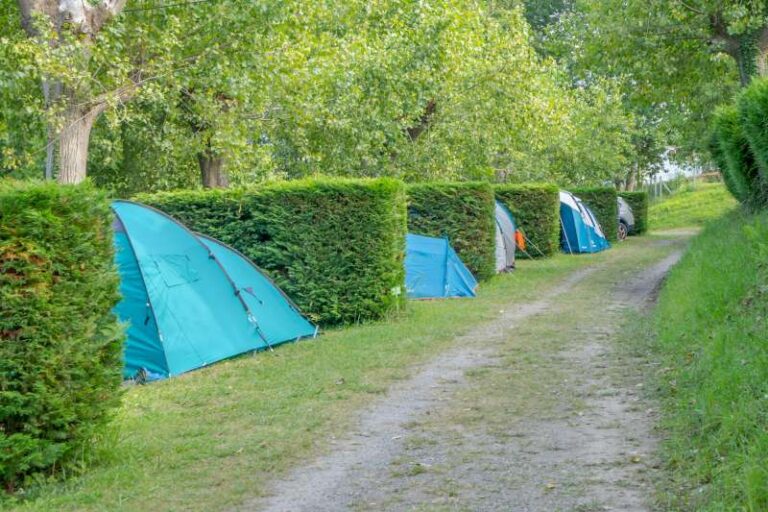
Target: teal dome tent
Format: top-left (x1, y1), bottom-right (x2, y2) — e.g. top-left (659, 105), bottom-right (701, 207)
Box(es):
top-left (404, 234), bottom-right (478, 299)
top-left (112, 201), bottom-right (317, 380)
top-left (559, 191), bottom-right (610, 254)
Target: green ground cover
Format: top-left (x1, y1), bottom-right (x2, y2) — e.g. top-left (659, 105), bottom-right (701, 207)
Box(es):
top-left (5, 249), bottom-right (611, 511)
top-left (648, 183), bottom-right (737, 230)
top-left (643, 210), bottom-right (768, 510)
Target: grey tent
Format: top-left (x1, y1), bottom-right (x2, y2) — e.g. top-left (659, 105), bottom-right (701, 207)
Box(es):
top-left (494, 200), bottom-right (517, 272)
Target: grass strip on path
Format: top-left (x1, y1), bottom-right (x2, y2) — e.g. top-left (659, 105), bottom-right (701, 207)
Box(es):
top-left (353, 235), bottom-right (687, 511)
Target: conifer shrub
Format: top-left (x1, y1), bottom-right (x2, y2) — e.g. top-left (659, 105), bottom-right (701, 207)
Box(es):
top-left (138, 178), bottom-right (407, 325)
top-left (711, 105), bottom-right (763, 207)
top-left (406, 182), bottom-right (496, 280)
top-left (494, 183), bottom-right (560, 257)
top-left (0, 181), bottom-right (123, 492)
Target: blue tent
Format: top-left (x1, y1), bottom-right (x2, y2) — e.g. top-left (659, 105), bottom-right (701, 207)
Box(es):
top-left (559, 191), bottom-right (610, 254)
top-left (112, 201), bottom-right (316, 380)
top-left (405, 233), bottom-right (478, 299)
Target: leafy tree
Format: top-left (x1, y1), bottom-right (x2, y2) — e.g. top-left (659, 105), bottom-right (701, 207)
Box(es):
top-left (12, 0), bottom-right (139, 183)
top-left (533, 0), bottom-right (741, 184)
top-left (2, 0), bottom-right (660, 189)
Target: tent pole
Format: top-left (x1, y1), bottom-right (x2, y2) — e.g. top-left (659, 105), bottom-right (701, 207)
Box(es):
top-left (521, 233), bottom-right (546, 259)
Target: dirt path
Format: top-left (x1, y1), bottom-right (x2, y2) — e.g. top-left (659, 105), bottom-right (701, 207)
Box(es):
top-left (243, 241), bottom-right (685, 512)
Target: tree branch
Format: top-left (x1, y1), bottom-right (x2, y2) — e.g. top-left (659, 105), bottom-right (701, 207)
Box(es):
top-left (406, 99), bottom-right (437, 142)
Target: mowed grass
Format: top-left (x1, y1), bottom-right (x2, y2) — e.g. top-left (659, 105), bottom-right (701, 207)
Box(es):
top-left (649, 210), bottom-right (768, 510)
top-left (649, 182), bottom-right (738, 231)
top-left (5, 249), bottom-right (617, 512)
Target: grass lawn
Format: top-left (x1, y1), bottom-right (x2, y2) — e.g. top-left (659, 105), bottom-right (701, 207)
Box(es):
top-left (649, 182), bottom-right (737, 231)
top-left (638, 210), bottom-right (768, 510)
top-left (6, 246), bottom-right (623, 511)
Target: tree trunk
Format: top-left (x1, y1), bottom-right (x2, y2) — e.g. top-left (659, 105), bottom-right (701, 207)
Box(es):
top-left (625, 164), bottom-right (638, 191)
top-left (728, 27), bottom-right (768, 86)
top-left (44, 128), bottom-right (56, 180)
top-left (756, 44), bottom-right (768, 80)
top-left (57, 105), bottom-right (102, 184)
top-left (198, 152), bottom-right (229, 188)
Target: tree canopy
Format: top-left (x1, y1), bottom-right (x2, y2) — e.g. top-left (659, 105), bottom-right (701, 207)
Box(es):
top-left (0, 0), bottom-right (748, 190)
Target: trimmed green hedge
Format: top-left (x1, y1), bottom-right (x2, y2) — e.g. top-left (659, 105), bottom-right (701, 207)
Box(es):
top-left (709, 128), bottom-right (744, 204)
top-left (406, 182), bottom-right (496, 280)
top-left (0, 181), bottom-right (123, 491)
top-left (138, 179), bottom-right (407, 325)
top-left (618, 191), bottom-right (649, 235)
top-left (572, 187), bottom-right (618, 242)
top-left (494, 183), bottom-right (560, 258)
top-left (711, 105), bottom-right (763, 207)
top-left (735, 83), bottom-right (768, 207)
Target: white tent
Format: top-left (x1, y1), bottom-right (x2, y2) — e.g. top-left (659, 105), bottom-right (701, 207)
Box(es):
top-left (494, 201), bottom-right (517, 272)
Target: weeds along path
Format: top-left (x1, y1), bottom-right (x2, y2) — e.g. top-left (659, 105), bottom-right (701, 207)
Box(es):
top-left (244, 236), bottom-right (688, 512)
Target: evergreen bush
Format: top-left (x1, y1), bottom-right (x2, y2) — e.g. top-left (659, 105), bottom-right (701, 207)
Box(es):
top-left (736, 82), bottom-right (768, 207)
top-left (711, 105), bottom-right (763, 207)
top-left (406, 182), bottom-right (496, 280)
top-left (0, 181), bottom-right (123, 491)
top-left (138, 178), bottom-right (407, 325)
top-left (494, 183), bottom-right (560, 258)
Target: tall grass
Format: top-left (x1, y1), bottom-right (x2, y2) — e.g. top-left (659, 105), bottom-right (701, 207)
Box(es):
top-left (653, 210), bottom-right (768, 510)
top-left (649, 183), bottom-right (737, 230)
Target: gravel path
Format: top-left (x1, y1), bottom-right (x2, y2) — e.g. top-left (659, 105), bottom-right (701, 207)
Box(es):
top-left (241, 244), bottom-right (684, 512)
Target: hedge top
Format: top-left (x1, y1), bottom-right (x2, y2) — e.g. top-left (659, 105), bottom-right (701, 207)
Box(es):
top-left (495, 182), bottom-right (559, 193)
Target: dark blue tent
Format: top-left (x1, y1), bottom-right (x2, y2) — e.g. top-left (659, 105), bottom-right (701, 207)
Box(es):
top-left (559, 191), bottom-right (610, 254)
top-left (405, 234), bottom-right (477, 299)
top-left (112, 201), bottom-right (316, 380)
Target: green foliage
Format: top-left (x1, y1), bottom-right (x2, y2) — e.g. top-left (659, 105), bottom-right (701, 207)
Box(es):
top-left (571, 187), bottom-right (618, 242)
top-left (649, 183), bottom-right (737, 230)
top-left (4, 0), bottom-right (652, 188)
top-left (0, 5), bottom-right (45, 179)
top-left (138, 178), bottom-right (407, 325)
top-left (406, 182), bottom-right (496, 280)
top-left (541, 0), bottom-right (739, 178)
top-left (711, 104), bottom-right (765, 207)
top-left (736, 78), bottom-right (768, 206)
top-left (654, 211), bottom-right (768, 510)
top-left (709, 126), bottom-right (744, 203)
top-left (618, 191), bottom-right (649, 234)
top-left (494, 183), bottom-right (560, 258)
top-left (0, 181), bottom-right (123, 492)
top-left (534, 80), bottom-right (638, 186)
